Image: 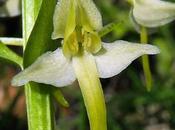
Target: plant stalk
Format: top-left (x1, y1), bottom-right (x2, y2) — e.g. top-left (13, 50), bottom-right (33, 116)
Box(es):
top-left (22, 0), bottom-right (55, 130)
top-left (140, 27), bottom-right (152, 91)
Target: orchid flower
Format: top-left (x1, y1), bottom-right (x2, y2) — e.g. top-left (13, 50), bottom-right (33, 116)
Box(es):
top-left (130, 0), bottom-right (174, 91)
top-left (12, 0), bottom-right (159, 130)
top-left (132, 0), bottom-right (175, 27)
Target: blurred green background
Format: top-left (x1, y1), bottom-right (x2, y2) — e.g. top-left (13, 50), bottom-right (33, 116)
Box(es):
top-left (0, 0), bottom-right (175, 130)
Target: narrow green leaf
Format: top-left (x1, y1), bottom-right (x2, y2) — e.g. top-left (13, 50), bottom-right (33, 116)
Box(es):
top-left (0, 38), bottom-right (23, 46)
top-left (23, 0), bottom-right (57, 130)
top-left (22, 0), bottom-right (42, 45)
top-left (23, 0), bottom-right (57, 67)
top-left (0, 42), bottom-right (22, 67)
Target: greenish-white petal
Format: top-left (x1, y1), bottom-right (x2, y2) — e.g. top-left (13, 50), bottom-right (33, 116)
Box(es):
top-left (63, 0), bottom-right (78, 57)
top-left (80, 0), bottom-right (102, 30)
top-left (52, 0), bottom-right (102, 39)
top-left (133, 0), bottom-right (175, 27)
top-left (95, 40), bottom-right (160, 78)
top-left (130, 10), bottom-right (157, 34)
top-left (52, 0), bottom-right (71, 39)
top-left (12, 48), bottom-right (76, 87)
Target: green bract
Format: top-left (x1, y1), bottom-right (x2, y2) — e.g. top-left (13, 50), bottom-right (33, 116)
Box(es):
top-left (132, 0), bottom-right (175, 27)
top-left (12, 0), bottom-right (160, 130)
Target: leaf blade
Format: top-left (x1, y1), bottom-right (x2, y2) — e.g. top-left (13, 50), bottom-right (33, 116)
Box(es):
top-left (0, 42), bottom-right (22, 67)
top-left (23, 0), bottom-right (58, 67)
top-left (22, 0), bottom-right (57, 130)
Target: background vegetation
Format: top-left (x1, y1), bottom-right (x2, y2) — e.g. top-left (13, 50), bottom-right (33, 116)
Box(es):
top-left (0, 0), bottom-right (175, 130)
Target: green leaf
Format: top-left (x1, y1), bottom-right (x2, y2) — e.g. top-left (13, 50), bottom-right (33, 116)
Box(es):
top-left (0, 42), bottom-right (22, 67)
top-left (23, 0), bottom-right (58, 67)
top-left (23, 0), bottom-right (57, 130)
top-left (22, 0), bottom-right (42, 45)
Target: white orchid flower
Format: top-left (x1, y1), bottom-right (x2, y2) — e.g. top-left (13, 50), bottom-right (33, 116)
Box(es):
top-left (12, 0), bottom-right (159, 130)
top-left (132, 0), bottom-right (175, 27)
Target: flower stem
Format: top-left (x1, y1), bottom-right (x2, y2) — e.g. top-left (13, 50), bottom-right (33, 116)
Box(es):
top-left (0, 38), bottom-right (23, 46)
top-left (23, 0), bottom-right (56, 130)
top-left (140, 27), bottom-right (152, 91)
top-left (73, 53), bottom-right (107, 130)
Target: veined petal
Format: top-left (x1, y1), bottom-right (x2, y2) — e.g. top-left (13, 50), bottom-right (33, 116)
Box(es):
top-left (80, 0), bottom-right (102, 30)
top-left (133, 0), bottom-right (175, 27)
top-left (52, 0), bottom-right (71, 39)
top-left (95, 40), bottom-right (160, 78)
top-left (12, 48), bottom-right (76, 87)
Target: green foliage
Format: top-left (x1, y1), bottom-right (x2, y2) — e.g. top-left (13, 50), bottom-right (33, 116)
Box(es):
top-left (0, 42), bottom-right (22, 67)
top-left (23, 0), bottom-right (66, 130)
top-left (23, 0), bottom-right (57, 68)
top-left (22, 0), bottom-right (42, 42)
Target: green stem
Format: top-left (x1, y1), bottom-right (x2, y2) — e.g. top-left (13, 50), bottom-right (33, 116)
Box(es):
top-left (0, 38), bottom-right (23, 46)
top-left (25, 84), bottom-right (55, 130)
top-left (23, 0), bottom-right (55, 130)
top-left (140, 27), bottom-right (152, 91)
